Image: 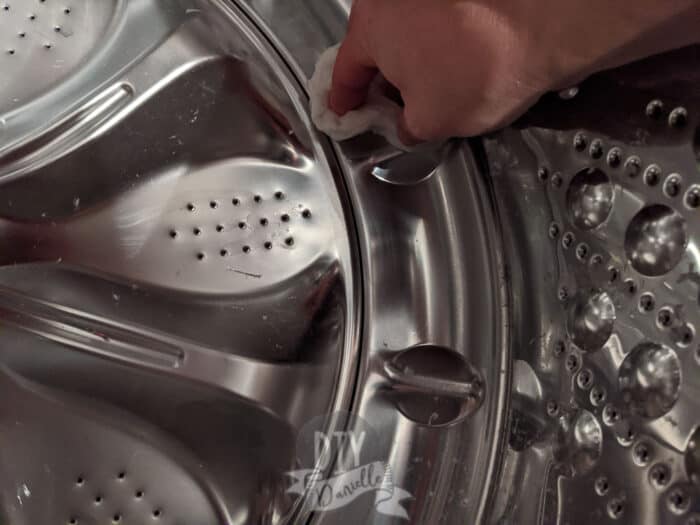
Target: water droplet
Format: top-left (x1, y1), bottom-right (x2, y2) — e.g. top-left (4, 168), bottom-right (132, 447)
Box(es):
top-left (625, 205), bottom-right (687, 276)
top-left (619, 342), bottom-right (680, 419)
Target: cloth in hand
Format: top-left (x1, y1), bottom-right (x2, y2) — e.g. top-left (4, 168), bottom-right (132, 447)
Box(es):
top-left (308, 45), bottom-right (406, 149)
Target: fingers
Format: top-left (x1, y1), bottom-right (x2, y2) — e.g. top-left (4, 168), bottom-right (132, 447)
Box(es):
top-left (329, 35), bottom-right (377, 115)
top-left (400, 98), bottom-right (453, 144)
top-left (397, 113), bottom-right (423, 147)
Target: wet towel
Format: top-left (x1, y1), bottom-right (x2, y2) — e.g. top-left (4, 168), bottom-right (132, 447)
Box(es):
top-left (308, 45), bottom-right (407, 149)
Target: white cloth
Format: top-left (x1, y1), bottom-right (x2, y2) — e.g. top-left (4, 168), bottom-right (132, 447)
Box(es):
top-left (309, 45), bottom-right (406, 149)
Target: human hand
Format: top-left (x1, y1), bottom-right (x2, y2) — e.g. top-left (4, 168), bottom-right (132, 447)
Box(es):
top-left (329, 0), bottom-right (700, 143)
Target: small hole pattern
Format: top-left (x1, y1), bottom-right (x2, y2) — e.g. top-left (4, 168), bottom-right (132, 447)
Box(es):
top-left (67, 470), bottom-right (168, 524)
top-left (169, 192), bottom-right (312, 264)
top-left (1, 1), bottom-right (75, 56)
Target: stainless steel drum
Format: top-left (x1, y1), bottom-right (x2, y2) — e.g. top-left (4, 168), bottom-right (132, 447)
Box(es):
top-left (0, 1), bottom-right (698, 524)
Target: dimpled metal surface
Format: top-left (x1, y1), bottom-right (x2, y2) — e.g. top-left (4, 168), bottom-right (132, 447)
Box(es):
top-left (487, 46), bottom-right (700, 525)
top-left (2, 0), bottom-right (699, 523)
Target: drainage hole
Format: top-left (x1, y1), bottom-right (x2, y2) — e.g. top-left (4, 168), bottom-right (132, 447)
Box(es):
top-left (669, 107), bottom-right (688, 128)
top-left (238, 221), bottom-right (246, 229)
top-left (216, 224), bottom-right (224, 233)
top-left (153, 509), bottom-right (162, 518)
top-left (553, 340), bottom-right (566, 357)
top-left (607, 498), bottom-right (624, 519)
top-left (589, 139), bottom-right (603, 159)
top-left (274, 191), bottom-right (285, 200)
top-left (232, 197), bottom-right (240, 206)
top-left (186, 203), bottom-right (195, 212)
top-left (281, 213), bottom-right (290, 223)
top-left (595, 476), bottom-right (609, 496)
top-left (264, 241), bottom-right (273, 250)
top-left (669, 487), bottom-right (690, 513)
top-left (135, 490), bottom-right (144, 499)
top-left (686, 187), bottom-right (700, 209)
top-left (664, 175), bottom-right (682, 198)
top-left (602, 405), bottom-right (620, 424)
top-left (117, 471), bottom-right (126, 480)
top-left (658, 308), bottom-right (673, 328)
top-left (169, 230), bottom-right (178, 239)
top-left (242, 245), bottom-right (251, 254)
top-left (558, 286), bottom-right (569, 301)
top-left (253, 195), bottom-right (262, 203)
top-left (193, 227), bottom-right (202, 236)
top-left (75, 476), bottom-right (84, 486)
top-left (650, 463), bottom-right (670, 488)
top-left (302, 209), bottom-right (312, 219)
top-left (285, 237), bottom-right (295, 247)
top-left (209, 200), bottom-right (218, 209)
top-left (112, 514), bottom-right (121, 523)
top-left (94, 495), bottom-right (103, 504)
top-left (220, 249), bottom-right (228, 257)
top-left (644, 165), bottom-right (661, 186)
top-left (607, 148), bottom-right (622, 168)
top-left (562, 232), bottom-right (574, 249)
top-left (565, 353), bottom-right (579, 372)
top-left (260, 218), bottom-right (268, 226)
top-left (196, 253), bottom-right (205, 261)
top-left (68, 519), bottom-right (78, 525)
top-left (639, 293), bottom-right (655, 312)
top-left (551, 173), bottom-right (563, 188)
top-left (548, 222), bottom-right (560, 239)
top-left (633, 442), bottom-right (651, 465)
top-left (576, 243), bottom-right (589, 260)
top-left (680, 325), bottom-right (695, 345)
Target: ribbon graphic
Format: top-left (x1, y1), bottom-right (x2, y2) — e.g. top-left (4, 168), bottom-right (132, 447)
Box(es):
top-left (287, 461), bottom-right (412, 519)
